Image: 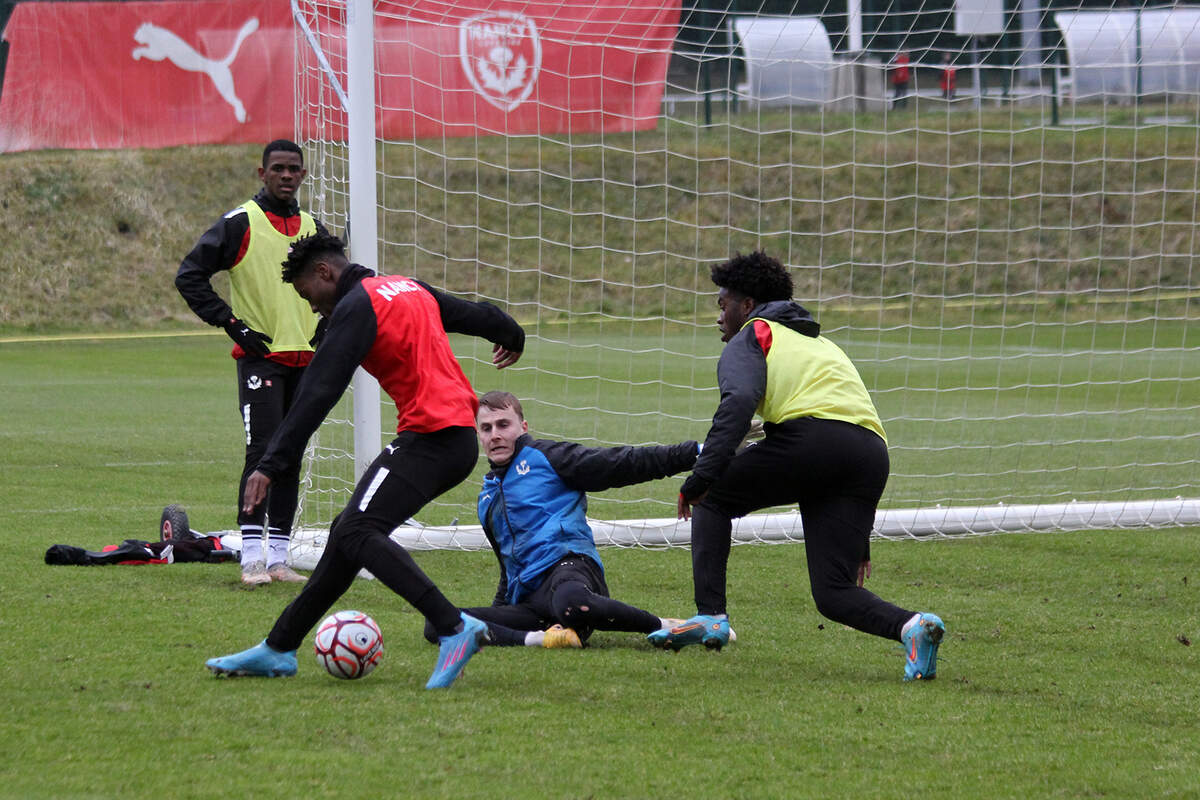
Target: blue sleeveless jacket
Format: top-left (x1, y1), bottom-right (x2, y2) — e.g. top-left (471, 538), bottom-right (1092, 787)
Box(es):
top-left (478, 434), bottom-right (698, 604)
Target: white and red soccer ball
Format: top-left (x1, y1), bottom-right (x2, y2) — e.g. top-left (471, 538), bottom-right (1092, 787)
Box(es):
top-left (314, 610), bottom-right (383, 679)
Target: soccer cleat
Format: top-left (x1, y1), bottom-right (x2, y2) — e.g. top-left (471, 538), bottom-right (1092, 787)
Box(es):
top-left (647, 614), bottom-right (731, 651)
top-left (426, 613), bottom-right (488, 689)
top-left (206, 639), bottom-right (297, 677)
top-left (661, 617), bottom-right (737, 643)
top-left (241, 560), bottom-right (270, 586)
top-left (542, 624), bottom-right (583, 649)
top-left (266, 563), bottom-right (307, 583)
top-left (902, 612), bottom-right (945, 682)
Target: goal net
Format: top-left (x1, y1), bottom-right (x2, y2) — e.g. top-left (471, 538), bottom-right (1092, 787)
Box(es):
top-left (288, 0), bottom-right (1200, 563)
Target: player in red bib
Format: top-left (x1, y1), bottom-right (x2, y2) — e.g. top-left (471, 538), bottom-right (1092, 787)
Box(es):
top-left (206, 231), bottom-right (524, 689)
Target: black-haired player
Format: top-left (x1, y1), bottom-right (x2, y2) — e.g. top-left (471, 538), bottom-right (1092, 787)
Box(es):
top-left (651, 251), bottom-right (945, 681)
top-left (205, 231), bottom-right (525, 689)
top-left (175, 139), bottom-right (326, 585)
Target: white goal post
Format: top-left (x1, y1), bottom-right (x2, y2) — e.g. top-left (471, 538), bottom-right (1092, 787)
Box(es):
top-left (288, 0), bottom-right (1200, 564)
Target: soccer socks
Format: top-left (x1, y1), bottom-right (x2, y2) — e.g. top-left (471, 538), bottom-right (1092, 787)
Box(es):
top-left (239, 525), bottom-right (264, 565)
top-left (266, 527), bottom-right (290, 567)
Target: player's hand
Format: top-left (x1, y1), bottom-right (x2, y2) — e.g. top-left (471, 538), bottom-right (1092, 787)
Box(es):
top-left (857, 559), bottom-right (872, 587)
top-left (677, 492), bottom-right (691, 520)
top-left (223, 316), bottom-right (273, 357)
top-left (677, 490), bottom-right (707, 520)
top-left (492, 343), bottom-right (521, 369)
top-left (242, 470), bottom-right (272, 515)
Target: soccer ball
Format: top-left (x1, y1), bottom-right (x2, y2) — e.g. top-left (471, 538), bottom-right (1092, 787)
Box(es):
top-left (314, 610), bottom-right (383, 679)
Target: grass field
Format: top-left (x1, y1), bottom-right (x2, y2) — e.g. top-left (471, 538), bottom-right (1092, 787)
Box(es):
top-left (2, 334), bottom-right (1197, 799)
top-left (2, 109), bottom-right (1197, 797)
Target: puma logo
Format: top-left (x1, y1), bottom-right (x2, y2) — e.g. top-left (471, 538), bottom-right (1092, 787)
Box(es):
top-left (131, 18), bottom-right (259, 122)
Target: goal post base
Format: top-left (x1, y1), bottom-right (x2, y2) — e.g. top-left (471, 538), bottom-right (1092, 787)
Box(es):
top-left (273, 498), bottom-right (1200, 570)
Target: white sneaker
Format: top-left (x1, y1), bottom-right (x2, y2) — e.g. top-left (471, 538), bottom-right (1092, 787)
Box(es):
top-left (266, 563), bottom-right (307, 583)
top-left (240, 560), bottom-right (270, 586)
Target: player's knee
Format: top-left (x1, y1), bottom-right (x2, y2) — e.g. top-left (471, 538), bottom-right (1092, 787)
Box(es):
top-left (551, 582), bottom-right (595, 624)
top-left (810, 583), bottom-right (854, 623)
top-left (330, 517), bottom-right (391, 556)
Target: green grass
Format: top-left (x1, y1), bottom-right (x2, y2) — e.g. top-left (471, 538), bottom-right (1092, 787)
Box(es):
top-left (2, 334), bottom-right (1198, 799)
top-left (2, 114), bottom-right (1197, 796)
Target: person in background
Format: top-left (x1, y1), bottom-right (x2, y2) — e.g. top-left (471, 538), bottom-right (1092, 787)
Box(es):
top-left (653, 251), bottom-right (945, 682)
top-left (890, 51), bottom-right (911, 109)
top-left (175, 139), bottom-right (326, 585)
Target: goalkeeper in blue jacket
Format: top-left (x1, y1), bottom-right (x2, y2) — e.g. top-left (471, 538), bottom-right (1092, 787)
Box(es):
top-left (430, 391), bottom-right (704, 648)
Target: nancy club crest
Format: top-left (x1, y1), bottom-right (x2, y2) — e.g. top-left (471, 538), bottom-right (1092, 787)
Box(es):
top-left (458, 11), bottom-right (541, 113)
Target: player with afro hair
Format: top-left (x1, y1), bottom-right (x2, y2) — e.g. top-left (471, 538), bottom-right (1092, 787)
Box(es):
top-left (709, 250), bottom-right (794, 304)
top-left (651, 250), bottom-right (946, 681)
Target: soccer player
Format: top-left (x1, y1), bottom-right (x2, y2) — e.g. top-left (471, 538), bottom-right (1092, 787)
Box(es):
top-left (205, 231), bottom-right (525, 689)
top-left (176, 140), bottom-right (326, 585)
top-left (423, 391), bottom-right (704, 649)
top-left (651, 251), bottom-right (945, 681)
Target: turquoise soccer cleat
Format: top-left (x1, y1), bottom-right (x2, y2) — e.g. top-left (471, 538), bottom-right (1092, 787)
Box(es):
top-left (902, 612), bottom-right (945, 682)
top-left (426, 613), bottom-right (488, 689)
top-left (647, 614), bottom-right (731, 651)
top-left (206, 639), bottom-right (298, 677)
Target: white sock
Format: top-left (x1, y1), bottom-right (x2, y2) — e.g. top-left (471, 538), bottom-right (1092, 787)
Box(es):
top-left (240, 526), bottom-right (264, 565)
top-left (266, 528), bottom-right (290, 567)
top-left (900, 613), bottom-right (922, 639)
top-left (524, 631), bottom-right (545, 647)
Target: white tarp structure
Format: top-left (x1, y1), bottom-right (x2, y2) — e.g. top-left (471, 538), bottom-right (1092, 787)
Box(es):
top-left (1054, 8), bottom-right (1200, 98)
top-left (732, 15), bottom-right (834, 105)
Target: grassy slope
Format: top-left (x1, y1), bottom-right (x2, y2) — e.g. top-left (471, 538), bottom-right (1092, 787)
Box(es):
top-left (3, 107), bottom-right (1198, 332)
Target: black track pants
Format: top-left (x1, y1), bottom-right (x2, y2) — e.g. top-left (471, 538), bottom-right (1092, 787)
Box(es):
top-left (431, 555), bottom-right (661, 645)
top-left (690, 417), bottom-right (913, 642)
top-left (236, 357), bottom-right (305, 535)
top-left (266, 426), bottom-right (477, 651)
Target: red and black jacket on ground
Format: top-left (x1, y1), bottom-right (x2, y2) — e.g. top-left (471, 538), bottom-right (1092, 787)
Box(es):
top-left (45, 536), bottom-right (235, 566)
top-left (255, 264), bottom-right (525, 481)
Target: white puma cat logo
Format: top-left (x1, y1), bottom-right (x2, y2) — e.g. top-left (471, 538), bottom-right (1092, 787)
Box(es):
top-left (131, 18), bottom-right (260, 123)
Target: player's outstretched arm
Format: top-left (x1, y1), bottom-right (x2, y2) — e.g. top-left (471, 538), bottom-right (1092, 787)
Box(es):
top-left (415, 280), bottom-right (525, 357)
top-left (254, 292), bottom-right (374, 481)
top-left (539, 439), bottom-right (700, 494)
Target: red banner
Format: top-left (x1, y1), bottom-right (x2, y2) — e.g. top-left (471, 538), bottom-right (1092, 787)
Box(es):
top-left (371, 0), bottom-right (681, 138)
top-left (0, 1), bottom-right (295, 151)
top-left (0, 0), bottom-right (679, 152)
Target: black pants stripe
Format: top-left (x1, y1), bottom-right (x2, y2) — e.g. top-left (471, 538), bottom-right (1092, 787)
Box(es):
top-left (266, 426), bottom-right (477, 651)
top-left (692, 417), bottom-right (913, 642)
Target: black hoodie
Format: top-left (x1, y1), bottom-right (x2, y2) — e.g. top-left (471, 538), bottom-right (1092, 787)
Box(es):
top-left (681, 300), bottom-right (819, 500)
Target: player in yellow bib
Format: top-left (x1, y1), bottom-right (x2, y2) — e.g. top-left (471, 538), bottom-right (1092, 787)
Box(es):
top-left (175, 140), bottom-right (327, 586)
top-left (650, 252), bottom-right (945, 681)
